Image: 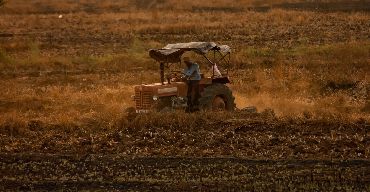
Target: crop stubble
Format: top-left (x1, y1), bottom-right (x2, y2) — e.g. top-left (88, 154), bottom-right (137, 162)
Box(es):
top-left (0, 1), bottom-right (369, 190)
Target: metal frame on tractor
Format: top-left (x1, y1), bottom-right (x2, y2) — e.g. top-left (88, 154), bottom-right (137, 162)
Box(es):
top-left (148, 42), bottom-right (232, 85)
top-left (132, 42), bottom-right (235, 113)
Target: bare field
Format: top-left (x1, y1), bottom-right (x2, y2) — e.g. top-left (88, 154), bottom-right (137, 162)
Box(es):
top-left (1, 112), bottom-right (369, 158)
top-left (0, 0), bottom-right (370, 191)
top-left (1, 155), bottom-right (369, 191)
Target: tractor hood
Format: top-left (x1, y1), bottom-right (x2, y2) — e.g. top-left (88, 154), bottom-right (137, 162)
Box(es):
top-left (149, 42), bottom-right (231, 63)
top-left (134, 82), bottom-right (187, 97)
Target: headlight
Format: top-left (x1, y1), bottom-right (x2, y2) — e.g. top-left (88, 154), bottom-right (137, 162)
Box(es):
top-left (153, 95), bottom-right (158, 101)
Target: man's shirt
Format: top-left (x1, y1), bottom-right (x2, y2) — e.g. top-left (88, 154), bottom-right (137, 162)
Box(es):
top-left (184, 63), bottom-right (201, 81)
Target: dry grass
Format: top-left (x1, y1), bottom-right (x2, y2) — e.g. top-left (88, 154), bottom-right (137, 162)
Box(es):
top-left (0, 1), bottom-right (369, 157)
top-left (1, 3), bottom-right (370, 192)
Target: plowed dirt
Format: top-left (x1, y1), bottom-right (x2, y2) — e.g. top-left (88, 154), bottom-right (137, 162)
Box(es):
top-left (1, 112), bottom-right (369, 159)
top-left (1, 154), bottom-right (369, 191)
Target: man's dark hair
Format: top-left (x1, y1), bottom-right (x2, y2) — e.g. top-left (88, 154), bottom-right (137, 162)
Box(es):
top-left (0, 0), bottom-right (5, 7)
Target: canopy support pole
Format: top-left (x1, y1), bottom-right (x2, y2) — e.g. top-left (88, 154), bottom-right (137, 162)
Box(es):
top-left (202, 55), bottom-right (215, 79)
top-left (160, 62), bottom-right (165, 85)
top-left (202, 54), bottom-right (214, 66)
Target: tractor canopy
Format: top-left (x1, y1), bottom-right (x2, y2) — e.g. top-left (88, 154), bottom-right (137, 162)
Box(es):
top-left (149, 42), bottom-right (231, 63)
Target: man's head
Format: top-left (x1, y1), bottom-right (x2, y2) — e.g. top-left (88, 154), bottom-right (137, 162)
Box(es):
top-left (183, 57), bottom-right (192, 67)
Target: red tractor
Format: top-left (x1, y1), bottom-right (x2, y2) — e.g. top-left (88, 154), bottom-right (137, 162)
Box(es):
top-left (132, 42), bottom-right (235, 113)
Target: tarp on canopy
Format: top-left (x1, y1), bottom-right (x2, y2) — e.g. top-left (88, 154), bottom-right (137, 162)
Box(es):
top-left (149, 42), bottom-right (231, 63)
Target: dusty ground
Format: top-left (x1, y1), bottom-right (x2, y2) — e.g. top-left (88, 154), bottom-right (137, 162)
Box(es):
top-left (1, 112), bottom-right (369, 190)
top-left (1, 112), bottom-right (369, 159)
top-left (1, 155), bottom-right (369, 191)
top-left (0, 0), bottom-right (369, 191)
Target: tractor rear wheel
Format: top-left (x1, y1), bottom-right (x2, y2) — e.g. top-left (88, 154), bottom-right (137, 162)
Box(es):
top-left (199, 83), bottom-right (235, 111)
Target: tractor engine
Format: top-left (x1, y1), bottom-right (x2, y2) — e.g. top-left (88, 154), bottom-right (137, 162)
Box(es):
top-left (170, 96), bottom-right (188, 108)
top-left (133, 82), bottom-right (187, 113)
top-left (134, 88), bottom-right (154, 113)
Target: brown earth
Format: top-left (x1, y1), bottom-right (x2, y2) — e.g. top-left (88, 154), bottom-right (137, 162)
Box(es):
top-left (1, 112), bottom-right (369, 159)
top-left (0, 112), bottom-right (369, 191)
top-left (0, 1), bottom-right (370, 191)
top-left (1, 1), bottom-right (369, 57)
top-left (1, 155), bottom-right (369, 191)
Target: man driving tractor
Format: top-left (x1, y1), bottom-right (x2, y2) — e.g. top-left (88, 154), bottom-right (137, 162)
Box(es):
top-left (131, 42), bottom-right (236, 114)
top-left (183, 57), bottom-right (201, 112)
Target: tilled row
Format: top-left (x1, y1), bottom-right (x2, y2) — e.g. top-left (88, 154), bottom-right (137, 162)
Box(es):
top-left (0, 155), bottom-right (369, 191)
top-left (0, 112), bottom-right (368, 159)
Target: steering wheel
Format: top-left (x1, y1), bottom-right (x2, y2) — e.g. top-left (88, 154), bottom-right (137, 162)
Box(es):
top-left (168, 70), bottom-right (185, 82)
